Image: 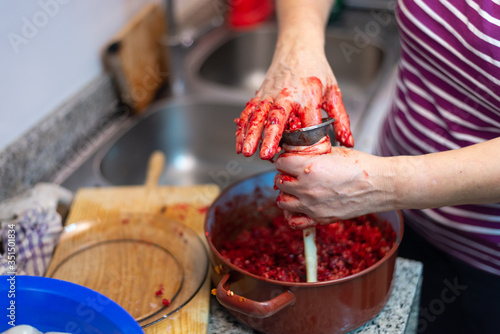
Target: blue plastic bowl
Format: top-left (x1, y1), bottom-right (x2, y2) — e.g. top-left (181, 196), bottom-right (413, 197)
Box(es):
top-left (0, 275), bottom-right (144, 333)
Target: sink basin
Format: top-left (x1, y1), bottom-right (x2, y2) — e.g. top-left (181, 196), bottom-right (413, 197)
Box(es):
top-left (197, 27), bottom-right (384, 94)
top-left (99, 98), bottom-right (275, 188)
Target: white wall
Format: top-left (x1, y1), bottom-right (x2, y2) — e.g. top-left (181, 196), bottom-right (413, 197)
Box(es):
top-left (0, 0), bottom-right (199, 151)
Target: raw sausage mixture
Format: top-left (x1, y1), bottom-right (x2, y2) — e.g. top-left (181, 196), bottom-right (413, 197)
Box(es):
top-left (219, 212), bottom-right (396, 282)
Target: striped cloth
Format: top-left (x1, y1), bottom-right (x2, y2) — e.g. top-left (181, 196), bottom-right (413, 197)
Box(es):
top-left (0, 206), bottom-right (64, 276)
top-left (0, 183), bottom-right (72, 276)
top-left (376, 0), bottom-right (500, 275)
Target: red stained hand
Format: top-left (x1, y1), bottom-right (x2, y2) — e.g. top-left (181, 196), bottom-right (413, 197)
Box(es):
top-left (234, 45), bottom-right (354, 160)
top-left (275, 136), bottom-right (334, 229)
top-left (274, 147), bottom-right (393, 229)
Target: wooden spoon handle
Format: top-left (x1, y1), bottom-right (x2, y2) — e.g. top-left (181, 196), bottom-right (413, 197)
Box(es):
top-left (303, 227), bottom-right (318, 282)
top-left (144, 150), bottom-right (166, 188)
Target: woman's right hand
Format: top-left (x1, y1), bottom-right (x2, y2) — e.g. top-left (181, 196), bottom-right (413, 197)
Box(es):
top-left (274, 147), bottom-right (396, 229)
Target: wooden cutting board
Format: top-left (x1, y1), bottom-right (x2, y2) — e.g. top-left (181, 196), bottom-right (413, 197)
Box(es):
top-left (46, 152), bottom-right (220, 333)
top-left (104, 3), bottom-right (168, 113)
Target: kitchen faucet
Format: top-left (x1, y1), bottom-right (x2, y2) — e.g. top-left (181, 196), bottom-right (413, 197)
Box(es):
top-left (163, 0), bottom-right (223, 96)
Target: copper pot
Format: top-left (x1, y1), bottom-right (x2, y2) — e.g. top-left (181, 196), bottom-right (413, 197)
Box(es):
top-left (205, 171), bottom-right (403, 334)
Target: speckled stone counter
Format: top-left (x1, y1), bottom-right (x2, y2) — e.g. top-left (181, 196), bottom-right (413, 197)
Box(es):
top-left (208, 257), bottom-right (423, 334)
top-left (0, 75), bottom-right (124, 202)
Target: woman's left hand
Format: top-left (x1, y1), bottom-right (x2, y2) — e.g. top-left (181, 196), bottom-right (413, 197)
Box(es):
top-left (274, 147), bottom-right (396, 229)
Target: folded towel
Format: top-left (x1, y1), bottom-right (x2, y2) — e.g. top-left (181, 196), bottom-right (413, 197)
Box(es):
top-left (0, 183), bottom-right (72, 276)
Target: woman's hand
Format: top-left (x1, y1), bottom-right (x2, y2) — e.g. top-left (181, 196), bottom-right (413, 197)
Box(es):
top-left (235, 26), bottom-right (353, 160)
top-left (274, 147), bottom-right (396, 229)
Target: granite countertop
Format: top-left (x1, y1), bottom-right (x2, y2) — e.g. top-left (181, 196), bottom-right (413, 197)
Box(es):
top-left (208, 257), bottom-right (423, 334)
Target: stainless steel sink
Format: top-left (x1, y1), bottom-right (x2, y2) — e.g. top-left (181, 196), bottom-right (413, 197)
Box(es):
top-left (196, 28), bottom-right (383, 94)
top-left (58, 10), bottom-right (400, 192)
top-left (99, 97), bottom-right (275, 188)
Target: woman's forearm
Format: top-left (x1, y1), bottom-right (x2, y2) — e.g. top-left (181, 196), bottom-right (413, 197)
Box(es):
top-left (275, 0), bottom-right (336, 50)
top-left (392, 137), bottom-right (500, 210)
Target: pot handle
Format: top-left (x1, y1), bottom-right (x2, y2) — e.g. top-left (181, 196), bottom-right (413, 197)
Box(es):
top-left (216, 273), bottom-right (296, 318)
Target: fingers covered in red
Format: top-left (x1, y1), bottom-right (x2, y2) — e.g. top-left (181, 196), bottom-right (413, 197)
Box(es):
top-left (235, 78), bottom-right (353, 161)
top-left (235, 97), bottom-right (260, 154)
top-left (283, 210), bottom-right (316, 230)
top-left (297, 77), bottom-right (323, 128)
top-left (242, 98), bottom-right (273, 157)
top-left (323, 85), bottom-right (354, 147)
top-left (276, 191), bottom-right (307, 227)
top-left (260, 89), bottom-right (295, 160)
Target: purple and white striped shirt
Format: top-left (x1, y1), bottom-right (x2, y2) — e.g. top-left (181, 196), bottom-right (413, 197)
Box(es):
top-left (377, 0), bottom-right (500, 275)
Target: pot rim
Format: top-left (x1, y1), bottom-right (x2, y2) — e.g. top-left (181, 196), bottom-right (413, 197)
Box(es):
top-left (204, 170), bottom-right (404, 287)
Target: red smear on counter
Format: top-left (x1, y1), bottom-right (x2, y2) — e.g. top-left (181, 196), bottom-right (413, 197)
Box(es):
top-left (162, 298), bottom-right (171, 306)
top-left (173, 203), bottom-right (190, 211)
top-left (198, 206), bottom-right (209, 214)
top-left (219, 212), bottom-right (396, 282)
top-left (155, 284), bottom-right (165, 297)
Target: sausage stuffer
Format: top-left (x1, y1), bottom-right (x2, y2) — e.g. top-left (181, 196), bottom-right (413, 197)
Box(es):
top-left (280, 117), bottom-right (335, 282)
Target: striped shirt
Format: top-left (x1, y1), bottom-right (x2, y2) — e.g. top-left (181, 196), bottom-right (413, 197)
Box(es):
top-left (376, 0), bottom-right (500, 275)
